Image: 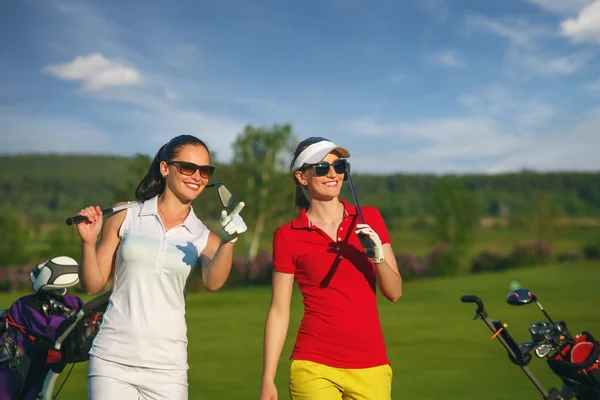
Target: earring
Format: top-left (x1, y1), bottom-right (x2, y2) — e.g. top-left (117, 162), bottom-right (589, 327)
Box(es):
top-left (302, 181), bottom-right (307, 185)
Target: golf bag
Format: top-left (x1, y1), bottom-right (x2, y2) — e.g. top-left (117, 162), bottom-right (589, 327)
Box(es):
top-left (0, 256), bottom-right (109, 400)
top-left (547, 331), bottom-right (600, 400)
top-left (461, 289), bottom-right (600, 400)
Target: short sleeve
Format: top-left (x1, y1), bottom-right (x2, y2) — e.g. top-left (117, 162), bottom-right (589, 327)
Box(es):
top-left (272, 227), bottom-right (295, 274)
top-left (365, 207), bottom-right (391, 245)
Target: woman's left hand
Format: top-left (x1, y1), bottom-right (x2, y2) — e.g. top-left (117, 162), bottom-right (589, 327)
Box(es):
top-left (220, 201), bottom-right (248, 243)
top-left (355, 223), bottom-right (385, 263)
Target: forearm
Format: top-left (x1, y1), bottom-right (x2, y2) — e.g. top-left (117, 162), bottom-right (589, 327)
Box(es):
top-left (202, 241), bottom-right (235, 290)
top-left (79, 243), bottom-right (108, 295)
top-left (262, 308), bottom-right (290, 383)
top-left (375, 261), bottom-right (402, 302)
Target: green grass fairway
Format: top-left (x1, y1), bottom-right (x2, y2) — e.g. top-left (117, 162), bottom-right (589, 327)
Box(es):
top-left (2, 260), bottom-right (599, 399)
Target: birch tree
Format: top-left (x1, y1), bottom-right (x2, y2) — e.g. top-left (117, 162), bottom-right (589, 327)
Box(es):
top-left (231, 124), bottom-right (297, 260)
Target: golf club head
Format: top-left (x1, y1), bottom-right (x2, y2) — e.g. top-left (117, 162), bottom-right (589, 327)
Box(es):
top-left (518, 341), bottom-right (536, 356)
top-left (506, 288), bottom-right (537, 306)
top-left (206, 181), bottom-right (235, 208)
top-left (534, 344), bottom-right (553, 358)
top-left (217, 184), bottom-right (234, 208)
top-left (529, 321), bottom-right (551, 343)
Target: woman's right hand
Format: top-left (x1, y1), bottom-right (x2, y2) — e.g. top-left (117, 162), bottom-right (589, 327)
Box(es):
top-left (259, 381), bottom-right (278, 400)
top-left (76, 206), bottom-right (104, 245)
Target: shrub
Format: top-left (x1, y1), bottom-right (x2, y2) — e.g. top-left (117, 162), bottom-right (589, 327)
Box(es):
top-left (395, 252), bottom-right (426, 281)
top-left (556, 251), bottom-right (585, 263)
top-left (423, 243), bottom-right (461, 278)
top-left (582, 244), bottom-right (600, 260)
top-left (508, 241), bottom-right (552, 268)
top-left (470, 250), bottom-right (511, 273)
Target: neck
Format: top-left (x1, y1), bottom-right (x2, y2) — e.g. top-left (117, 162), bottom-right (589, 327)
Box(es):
top-left (157, 191), bottom-right (191, 218)
top-left (306, 198), bottom-right (344, 224)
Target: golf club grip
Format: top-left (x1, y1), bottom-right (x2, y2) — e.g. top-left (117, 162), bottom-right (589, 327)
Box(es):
top-left (65, 207), bottom-right (112, 226)
top-left (345, 167), bottom-right (377, 259)
top-left (461, 295), bottom-right (484, 310)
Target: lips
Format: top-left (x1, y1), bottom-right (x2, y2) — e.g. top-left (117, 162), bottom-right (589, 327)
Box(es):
top-left (324, 181), bottom-right (338, 188)
top-left (184, 182), bottom-right (200, 191)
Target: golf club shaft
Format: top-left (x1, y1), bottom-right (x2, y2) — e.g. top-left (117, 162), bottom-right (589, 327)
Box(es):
top-left (65, 202), bottom-right (138, 226)
top-left (479, 315), bottom-right (550, 399)
top-left (536, 301), bottom-right (555, 324)
top-left (345, 168), bottom-right (376, 259)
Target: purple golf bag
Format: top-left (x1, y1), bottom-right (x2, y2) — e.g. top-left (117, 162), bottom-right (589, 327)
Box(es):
top-left (0, 257), bottom-right (110, 400)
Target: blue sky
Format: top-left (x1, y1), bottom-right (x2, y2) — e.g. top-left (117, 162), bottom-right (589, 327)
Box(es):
top-left (1, 0), bottom-right (599, 174)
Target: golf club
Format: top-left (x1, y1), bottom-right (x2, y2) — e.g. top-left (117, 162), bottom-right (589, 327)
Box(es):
top-left (207, 181), bottom-right (235, 208)
top-left (65, 182), bottom-right (234, 226)
top-left (507, 288), bottom-right (555, 324)
top-left (535, 343), bottom-right (554, 358)
top-left (65, 201), bottom-right (139, 226)
top-left (343, 161), bottom-right (376, 259)
top-left (529, 321), bottom-right (552, 343)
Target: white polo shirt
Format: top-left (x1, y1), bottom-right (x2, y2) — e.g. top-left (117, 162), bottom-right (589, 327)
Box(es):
top-left (89, 195), bottom-right (211, 370)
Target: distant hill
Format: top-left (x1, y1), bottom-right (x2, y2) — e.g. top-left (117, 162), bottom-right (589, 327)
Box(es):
top-left (1, 153), bottom-right (599, 225)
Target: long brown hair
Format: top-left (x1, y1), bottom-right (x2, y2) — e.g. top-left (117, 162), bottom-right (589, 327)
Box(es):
top-left (134, 135), bottom-right (210, 202)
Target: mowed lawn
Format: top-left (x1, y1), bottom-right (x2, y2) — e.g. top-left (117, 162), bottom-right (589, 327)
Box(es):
top-left (1, 260), bottom-right (599, 399)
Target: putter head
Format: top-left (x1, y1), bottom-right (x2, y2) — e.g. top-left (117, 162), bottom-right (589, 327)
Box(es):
top-left (507, 288), bottom-right (537, 306)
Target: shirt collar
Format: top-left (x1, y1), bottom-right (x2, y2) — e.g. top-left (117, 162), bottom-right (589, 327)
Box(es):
top-left (139, 195), bottom-right (200, 235)
top-left (291, 199), bottom-right (356, 229)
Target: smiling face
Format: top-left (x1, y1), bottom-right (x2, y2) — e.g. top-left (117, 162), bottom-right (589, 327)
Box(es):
top-left (159, 144), bottom-right (212, 203)
top-left (295, 151), bottom-right (345, 201)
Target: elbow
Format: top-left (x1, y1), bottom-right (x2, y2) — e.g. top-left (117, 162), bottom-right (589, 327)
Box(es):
top-left (82, 284), bottom-right (100, 296)
top-left (203, 277), bottom-right (224, 291)
top-left (386, 290), bottom-right (402, 303)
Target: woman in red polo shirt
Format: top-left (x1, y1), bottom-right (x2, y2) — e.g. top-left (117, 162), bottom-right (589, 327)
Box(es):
top-left (259, 136), bottom-right (403, 400)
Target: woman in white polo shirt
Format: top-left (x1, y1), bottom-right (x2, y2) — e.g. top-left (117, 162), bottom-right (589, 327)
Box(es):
top-left (75, 134), bottom-right (247, 400)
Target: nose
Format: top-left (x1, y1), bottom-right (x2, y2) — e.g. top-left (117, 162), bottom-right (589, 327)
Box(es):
top-left (326, 164), bottom-right (338, 178)
top-left (191, 168), bottom-right (203, 181)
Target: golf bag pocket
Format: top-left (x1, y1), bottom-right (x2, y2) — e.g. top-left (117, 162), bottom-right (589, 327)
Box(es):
top-left (60, 310), bottom-right (102, 364)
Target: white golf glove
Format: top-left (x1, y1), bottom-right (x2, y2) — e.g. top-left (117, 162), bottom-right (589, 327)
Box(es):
top-left (355, 223), bottom-right (385, 263)
top-left (220, 202), bottom-right (248, 243)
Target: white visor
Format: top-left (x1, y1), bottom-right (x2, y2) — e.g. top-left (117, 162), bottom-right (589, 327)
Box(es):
top-left (291, 140), bottom-right (350, 174)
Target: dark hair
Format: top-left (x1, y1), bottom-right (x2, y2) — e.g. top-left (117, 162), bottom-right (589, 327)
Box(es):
top-left (290, 136), bottom-right (330, 211)
top-left (134, 135), bottom-right (210, 202)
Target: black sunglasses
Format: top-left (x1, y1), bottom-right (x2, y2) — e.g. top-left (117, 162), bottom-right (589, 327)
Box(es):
top-left (303, 159), bottom-right (347, 176)
top-left (166, 161), bottom-right (215, 179)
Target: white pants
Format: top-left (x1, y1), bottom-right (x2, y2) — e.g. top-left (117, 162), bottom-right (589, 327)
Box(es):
top-left (88, 355), bottom-right (188, 400)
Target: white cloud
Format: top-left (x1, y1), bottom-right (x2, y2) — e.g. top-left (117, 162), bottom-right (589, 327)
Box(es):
top-left (420, 0), bottom-right (449, 21)
top-left (424, 50), bottom-right (466, 68)
top-left (388, 72), bottom-right (410, 84)
top-left (0, 109), bottom-right (115, 154)
top-left (43, 53), bottom-right (142, 91)
top-left (465, 15), bottom-right (549, 48)
top-left (560, 1), bottom-right (600, 43)
top-left (524, 0), bottom-right (594, 14)
top-left (507, 48), bottom-right (592, 76)
top-left (585, 79), bottom-right (600, 92)
top-left (459, 84), bottom-right (556, 126)
top-left (339, 110), bottom-right (600, 174)
top-left (121, 108), bottom-right (245, 163)
top-left (165, 89), bottom-right (179, 101)
top-left (486, 109), bottom-right (600, 172)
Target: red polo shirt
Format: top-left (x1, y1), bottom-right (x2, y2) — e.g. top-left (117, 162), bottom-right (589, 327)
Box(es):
top-left (272, 199), bottom-right (391, 369)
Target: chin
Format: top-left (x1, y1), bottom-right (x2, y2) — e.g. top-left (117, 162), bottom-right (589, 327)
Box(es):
top-left (178, 188), bottom-right (204, 202)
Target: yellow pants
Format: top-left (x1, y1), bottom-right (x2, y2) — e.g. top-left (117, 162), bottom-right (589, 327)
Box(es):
top-left (289, 360), bottom-right (393, 400)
